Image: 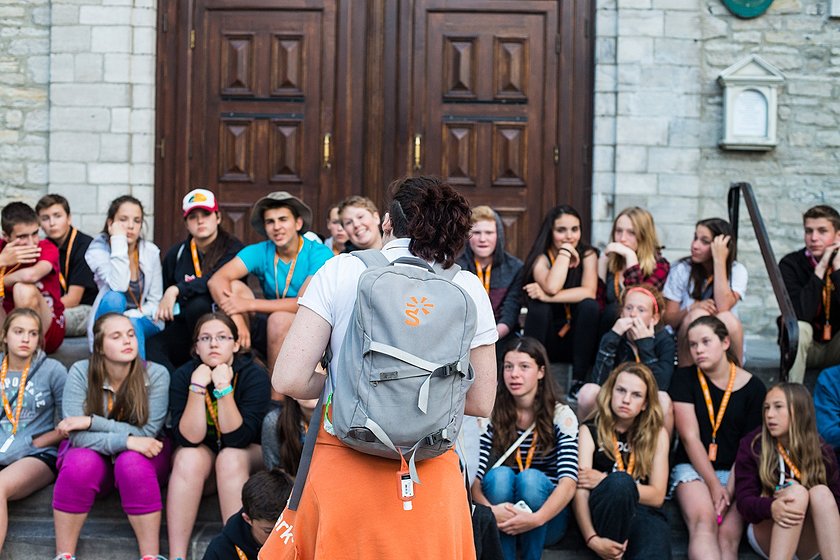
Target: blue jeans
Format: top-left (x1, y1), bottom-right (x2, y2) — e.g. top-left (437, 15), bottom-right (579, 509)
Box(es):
top-left (481, 466), bottom-right (570, 560)
top-left (95, 291), bottom-right (161, 360)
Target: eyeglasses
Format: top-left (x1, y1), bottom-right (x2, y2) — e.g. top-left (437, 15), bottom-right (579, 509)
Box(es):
top-left (196, 335), bottom-right (235, 345)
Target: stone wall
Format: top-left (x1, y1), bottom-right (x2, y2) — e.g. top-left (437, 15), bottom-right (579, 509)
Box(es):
top-left (593, 0), bottom-right (840, 337)
top-left (0, 1), bottom-right (49, 205)
top-left (48, 0), bottom-right (157, 235)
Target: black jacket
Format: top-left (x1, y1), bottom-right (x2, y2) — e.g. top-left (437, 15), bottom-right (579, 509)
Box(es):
top-left (162, 234), bottom-right (244, 303)
top-left (780, 248), bottom-right (840, 338)
top-left (203, 509), bottom-right (260, 560)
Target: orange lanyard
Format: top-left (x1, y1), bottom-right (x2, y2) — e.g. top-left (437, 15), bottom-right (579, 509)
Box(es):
top-left (776, 442), bottom-right (801, 481)
top-left (515, 431), bottom-right (538, 472)
top-left (127, 247), bottom-right (143, 312)
top-left (235, 545), bottom-right (248, 560)
top-left (614, 273), bottom-right (623, 300)
top-left (823, 268), bottom-right (833, 341)
top-left (475, 261), bottom-right (491, 294)
top-left (545, 252), bottom-right (572, 337)
top-left (0, 355), bottom-right (32, 435)
top-left (701, 275), bottom-right (714, 297)
top-left (106, 391), bottom-right (113, 414)
top-left (629, 342), bottom-right (640, 363)
top-left (274, 237), bottom-right (304, 300)
top-left (58, 228), bottom-right (78, 292)
top-left (697, 362), bottom-right (737, 462)
top-left (0, 263), bottom-right (22, 299)
top-left (190, 238), bottom-right (202, 278)
top-left (612, 432), bottom-right (635, 475)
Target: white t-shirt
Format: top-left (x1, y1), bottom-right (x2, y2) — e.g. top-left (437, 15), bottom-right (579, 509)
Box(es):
top-left (299, 238), bottom-right (498, 367)
top-left (663, 259), bottom-right (749, 313)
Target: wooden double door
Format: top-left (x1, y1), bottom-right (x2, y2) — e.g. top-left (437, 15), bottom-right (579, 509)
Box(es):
top-left (154, 0), bottom-right (594, 255)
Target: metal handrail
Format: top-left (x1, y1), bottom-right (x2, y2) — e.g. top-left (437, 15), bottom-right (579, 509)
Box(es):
top-left (727, 182), bottom-right (798, 379)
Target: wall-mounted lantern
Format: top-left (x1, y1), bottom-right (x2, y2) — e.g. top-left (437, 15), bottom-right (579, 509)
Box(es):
top-left (718, 54), bottom-right (784, 151)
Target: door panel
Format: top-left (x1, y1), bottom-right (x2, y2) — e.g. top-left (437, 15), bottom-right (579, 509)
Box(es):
top-left (408, 1), bottom-right (558, 257)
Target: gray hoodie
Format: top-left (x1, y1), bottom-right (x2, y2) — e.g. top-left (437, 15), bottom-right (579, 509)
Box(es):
top-left (63, 359), bottom-right (169, 455)
top-left (0, 351), bottom-right (67, 465)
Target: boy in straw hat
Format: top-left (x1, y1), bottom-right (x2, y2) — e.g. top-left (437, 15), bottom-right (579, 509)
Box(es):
top-left (209, 192), bottom-right (332, 398)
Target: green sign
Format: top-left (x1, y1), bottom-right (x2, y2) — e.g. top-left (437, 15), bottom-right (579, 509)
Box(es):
top-left (723, 0), bottom-right (774, 18)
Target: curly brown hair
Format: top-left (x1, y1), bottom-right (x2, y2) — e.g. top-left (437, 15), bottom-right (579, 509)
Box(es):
top-left (386, 175), bottom-right (471, 268)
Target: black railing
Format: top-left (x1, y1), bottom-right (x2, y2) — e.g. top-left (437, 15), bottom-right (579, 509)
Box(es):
top-left (727, 182), bottom-right (798, 379)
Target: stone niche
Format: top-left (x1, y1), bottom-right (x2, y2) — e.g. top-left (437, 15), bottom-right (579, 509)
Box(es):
top-left (718, 54), bottom-right (785, 152)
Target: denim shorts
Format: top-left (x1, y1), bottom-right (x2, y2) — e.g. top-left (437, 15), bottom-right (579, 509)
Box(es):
top-left (668, 462), bottom-right (730, 498)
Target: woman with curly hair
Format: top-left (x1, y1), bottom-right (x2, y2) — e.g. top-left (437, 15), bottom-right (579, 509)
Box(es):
top-left (574, 362), bottom-right (671, 559)
top-left (735, 383), bottom-right (840, 560)
top-left (264, 175), bottom-right (498, 559)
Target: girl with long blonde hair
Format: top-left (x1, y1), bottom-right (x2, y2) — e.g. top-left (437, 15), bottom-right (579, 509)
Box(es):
top-left (735, 383), bottom-right (840, 560)
top-left (574, 362), bottom-right (671, 559)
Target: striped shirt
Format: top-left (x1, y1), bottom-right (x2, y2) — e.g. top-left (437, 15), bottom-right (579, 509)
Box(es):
top-left (475, 423), bottom-right (579, 485)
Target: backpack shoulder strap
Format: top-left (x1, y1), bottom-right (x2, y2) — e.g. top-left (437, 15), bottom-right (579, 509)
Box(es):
top-left (287, 395), bottom-right (324, 511)
top-left (433, 262), bottom-right (461, 281)
top-left (351, 249), bottom-right (390, 268)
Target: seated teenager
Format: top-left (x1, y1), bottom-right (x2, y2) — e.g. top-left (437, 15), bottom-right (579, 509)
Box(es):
top-left (53, 313), bottom-right (170, 560)
top-left (261, 396), bottom-right (316, 475)
top-left (0, 309), bottom-right (67, 554)
top-left (323, 204), bottom-right (348, 256)
top-left (456, 205), bottom-right (524, 361)
top-left (85, 195), bottom-right (163, 360)
top-left (522, 205), bottom-right (600, 395)
top-left (203, 468), bottom-right (293, 560)
top-left (670, 316), bottom-right (765, 560)
top-left (597, 206), bottom-right (669, 334)
top-left (779, 205), bottom-right (840, 383)
top-left (735, 382), bottom-right (840, 560)
top-left (472, 337), bottom-right (579, 560)
top-left (207, 192), bottom-right (332, 396)
top-left (147, 189), bottom-right (244, 371)
top-left (814, 364), bottom-right (840, 459)
top-left (338, 195), bottom-right (383, 251)
top-left (36, 194), bottom-right (97, 338)
top-left (0, 202), bottom-right (65, 353)
top-left (664, 218), bottom-right (748, 367)
top-left (166, 312), bottom-right (269, 560)
top-left (574, 363), bottom-right (671, 560)
top-left (577, 286), bottom-right (675, 434)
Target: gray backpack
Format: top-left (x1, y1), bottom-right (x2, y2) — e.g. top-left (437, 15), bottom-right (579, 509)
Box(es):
top-left (326, 250), bottom-right (477, 480)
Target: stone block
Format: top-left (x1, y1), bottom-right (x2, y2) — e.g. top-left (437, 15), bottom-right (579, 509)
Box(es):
top-left (786, 80), bottom-right (833, 97)
top-left (659, 224), bottom-right (697, 254)
top-left (8, 37), bottom-right (49, 56)
top-left (88, 162), bottom-right (129, 184)
top-left (98, 184), bottom-right (130, 207)
top-left (617, 37), bottom-right (653, 64)
top-left (638, 65), bottom-right (702, 93)
top-left (616, 116), bottom-right (669, 146)
top-left (50, 53), bottom-right (75, 83)
top-left (592, 172), bottom-right (615, 197)
top-left (647, 195), bottom-right (699, 224)
top-left (732, 31), bottom-right (762, 43)
top-left (618, 10), bottom-right (664, 37)
top-left (596, 37), bottom-right (617, 64)
top-left (4, 110), bottom-right (22, 129)
top-left (701, 16), bottom-right (729, 40)
top-left (132, 7), bottom-right (156, 28)
top-left (0, 7), bottom-right (25, 19)
top-left (104, 53), bottom-right (130, 83)
top-left (51, 83), bottom-right (130, 107)
top-left (73, 52), bottom-right (103, 82)
top-left (31, 6), bottom-right (50, 26)
top-left (133, 27), bottom-right (156, 55)
top-left (615, 172), bottom-right (657, 195)
top-left (653, 38), bottom-right (698, 65)
top-left (620, 0), bottom-right (651, 8)
top-left (111, 108), bottom-right (130, 133)
top-left (131, 184), bottom-right (153, 210)
top-left (48, 183), bottom-right (98, 214)
top-left (27, 162), bottom-right (48, 185)
top-left (131, 134), bottom-right (154, 164)
top-left (664, 12), bottom-right (701, 40)
top-left (50, 5), bottom-right (79, 26)
top-left (594, 116), bottom-right (616, 145)
top-left (593, 145), bottom-right (615, 172)
top-left (99, 133), bottom-right (130, 161)
top-left (50, 162), bottom-right (87, 183)
top-left (51, 26), bottom-right (91, 54)
top-left (0, 161), bottom-right (26, 185)
top-left (647, 147), bottom-right (701, 174)
top-left (129, 54), bottom-right (155, 85)
top-left (0, 130), bottom-right (19, 144)
top-left (129, 109), bottom-right (154, 134)
top-left (49, 132), bottom-right (99, 162)
top-left (616, 145), bottom-right (647, 173)
top-left (24, 110), bottom-right (48, 132)
top-left (91, 26), bottom-right (131, 53)
top-left (132, 85), bottom-right (155, 109)
top-left (658, 174), bottom-right (700, 197)
top-left (619, 91), bottom-right (699, 119)
top-left (130, 163), bottom-right (153, 186)
top-left (652, 0), bottom-right (696, 9)
top-left (27, 55), bottom-right (50, 84)
top-left (79, 6), bottom-right (131, 25)
top-left (51, 107), bottom-right (111, 132)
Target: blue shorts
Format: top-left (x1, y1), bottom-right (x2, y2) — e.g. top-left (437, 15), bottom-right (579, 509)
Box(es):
top-left (668, 462), bottom-right (730, 498)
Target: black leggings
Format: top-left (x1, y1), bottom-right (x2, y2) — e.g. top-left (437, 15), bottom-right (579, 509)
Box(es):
top-left (523, 298), bottom-right (599, 381)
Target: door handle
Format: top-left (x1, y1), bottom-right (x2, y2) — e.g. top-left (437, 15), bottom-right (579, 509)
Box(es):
top-left (413, 134), bottom-right (422, 170)
top-left (323, 133), bottom-right (332, 169)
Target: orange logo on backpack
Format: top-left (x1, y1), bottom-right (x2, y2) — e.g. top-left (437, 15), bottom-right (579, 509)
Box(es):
top-left (405, 296), bottom-right (434, 326)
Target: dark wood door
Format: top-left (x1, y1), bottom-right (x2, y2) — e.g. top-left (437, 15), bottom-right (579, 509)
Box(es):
top-left (397, 0), bottom-right (577, 257)
top-left (155, 0), bottom-right (338, 247)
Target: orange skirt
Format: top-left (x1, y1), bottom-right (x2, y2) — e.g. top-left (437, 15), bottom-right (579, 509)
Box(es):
top-left (259, 425), bottom-right (476, 560)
